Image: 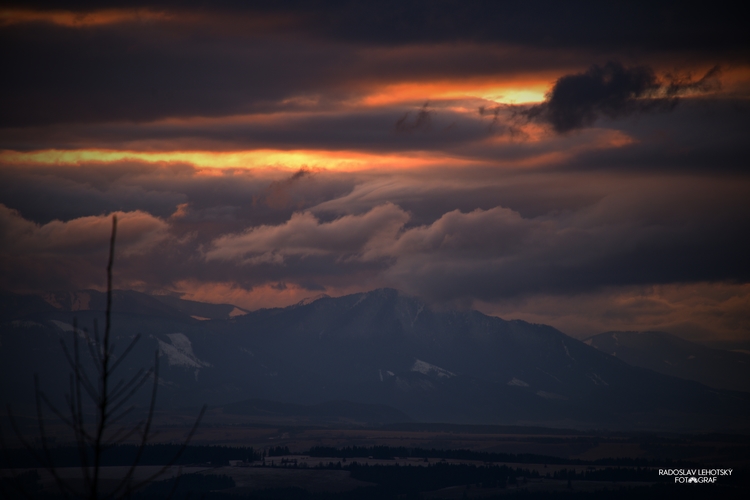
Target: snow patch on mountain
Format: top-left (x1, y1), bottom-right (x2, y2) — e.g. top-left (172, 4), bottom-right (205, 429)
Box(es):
top-left (411, 305), bottom-right (424, 327)
top-left (50, 320), bottom-right (75, 332)
top-left (49, 319), bottom-right (86, 338)
top-left (351, 294), bottom-right (367, 308)
top-left (536, 391), bottom-right (567, 400)
top-left (158, 333), bottom-right (211, 368)
top-left (508, 377), bottom-right (529, 387)
top-left (562, 342), bottom-right (575, 361)
top-left (229, 307), bottom-right (247, 317)
top-left (411, 359), bottom-right (455, 378)
top-left (396, 377), bottom-right (435, 392)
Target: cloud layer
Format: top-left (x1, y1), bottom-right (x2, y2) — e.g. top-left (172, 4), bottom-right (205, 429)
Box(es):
top-left (1, 1), bottom-right (749, 342)
top-left (523, 62), bottom-right (722, 133)
top-left (2, 160), bottom-right (748, 342)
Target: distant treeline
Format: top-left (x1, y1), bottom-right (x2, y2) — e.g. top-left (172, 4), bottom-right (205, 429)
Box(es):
top-left (377, 424), bottom-right (750, 445)
top-left (266, 446), bottom-right (291, 457)
top-left (134, 467), bottom-right (747, 500)
top-left (305, 445), bottom-right (695, 467)
top-left (3, 443), bottom-right (701, 469)
top-left (345, 462), bottom-right (667, 492)
top-left (1, 444), bottom-right (260, 468)
top-left (551, 467), bottom-right (660, 482)
top-left (2, 465), bottom-right (748, 500)
top-left (378, 422), bottom-right (592, 436)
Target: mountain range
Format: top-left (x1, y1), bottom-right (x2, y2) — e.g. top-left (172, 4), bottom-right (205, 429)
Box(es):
top-left (584, 330), bottom-right (750, 393)
top-left (1, 289), bottom-right (749, 431)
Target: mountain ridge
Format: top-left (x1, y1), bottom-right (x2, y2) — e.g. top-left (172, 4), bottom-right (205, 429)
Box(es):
top-left (2, 288), bottom-right (749, 431)
top-left (584, 330), bottom-right (750, 393)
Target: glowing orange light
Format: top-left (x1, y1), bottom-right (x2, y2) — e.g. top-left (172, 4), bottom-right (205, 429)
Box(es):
top-left (169, 280), bottom-right (371, 311)
top-left (0, 148), bottom-right (482, 172)
top-left (0, 8), bottom-right (173, 27)
top-left (358, 80), bottom-right (550, 107)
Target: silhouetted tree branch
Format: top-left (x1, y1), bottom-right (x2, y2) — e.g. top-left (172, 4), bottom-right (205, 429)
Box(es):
top-left (3, 215), bottom-right (206, 499)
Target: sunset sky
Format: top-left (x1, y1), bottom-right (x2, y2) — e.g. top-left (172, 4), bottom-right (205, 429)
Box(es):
top-left (1, 1), bottom-right (748, 343)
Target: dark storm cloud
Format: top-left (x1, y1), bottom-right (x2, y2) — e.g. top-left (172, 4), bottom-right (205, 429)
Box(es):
top-left (1, 30), bottom-right (364, 126)
top-left (0, 160), bottom-right (566, 252)
top-left (4, 94), bottom-right (746, 178)
top-left (395, 103), bottom-right (433, 133)
top-left (2, 158), bottom-right (749, 305)
top-left (522, 62), bottom-right (722, 133)
top-left (205, 175), bottom-right (750, 302)
top-left (0, 17), bottom-right (592, 128)
top-left (297, 0), bottom-right (748, 51)
top-left (3, 1), bottom-right (744, 129)
top-left (0, 23), bottom-right (350, 127)
top-left (524, 62), bottom-right (665, 133)
top-left (553, 98), bottom-right (750, 173)
top-left (0, 164), bottom-right (187, 223)
top-left (0, 102), bottom-right (492, 152)
top-left (4, 164), bottom-right (357, 291)
top-left (0, 163), bottom-right (356, 237)
top-left (7, 0), bottom-right (748, 50)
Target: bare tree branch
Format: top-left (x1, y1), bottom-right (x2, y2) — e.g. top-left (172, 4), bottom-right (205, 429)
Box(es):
top-left (4, 214), bottom-right (206, 499)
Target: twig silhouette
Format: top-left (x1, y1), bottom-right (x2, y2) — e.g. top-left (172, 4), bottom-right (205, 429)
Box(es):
top-left (4, 215), bottom-right (206, 499)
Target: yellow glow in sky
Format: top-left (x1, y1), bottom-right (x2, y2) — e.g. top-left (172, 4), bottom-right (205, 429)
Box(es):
top-left (360, 81), bottom-right (549, 107)
top-left (0, 148), bottom-right (478, 171)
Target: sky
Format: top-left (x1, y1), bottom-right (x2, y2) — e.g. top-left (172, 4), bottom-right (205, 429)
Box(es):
top-left (1, 0), bottom-right (749, 343)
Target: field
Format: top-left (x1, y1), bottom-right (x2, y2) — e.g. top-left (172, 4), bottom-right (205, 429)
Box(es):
top-left (3, 422), bottom-right (748, 498)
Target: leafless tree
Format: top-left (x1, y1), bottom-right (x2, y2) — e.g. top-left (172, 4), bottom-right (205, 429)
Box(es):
top-left (4, 215), bottom-right (206, 499)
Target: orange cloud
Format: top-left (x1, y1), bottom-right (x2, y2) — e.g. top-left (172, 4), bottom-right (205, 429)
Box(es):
top-left (474, 282), bottom-right (750, 343)
top-left (0, 205), bottom-right (169, 256)
top-left (0, 120), bottom-right (635, 173)
top-left (0, 148), bottom-right (482, 172)
top-left (168, 280), bottom-right (370, 312)
top-left (358, 80), bottom-right (550, 107)
top-left (205, 203), bottom-right (410, 264)
top-left (0, 6), bottom-right (298, 35)
top-left (0, 8), bottom-right (173, 27)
